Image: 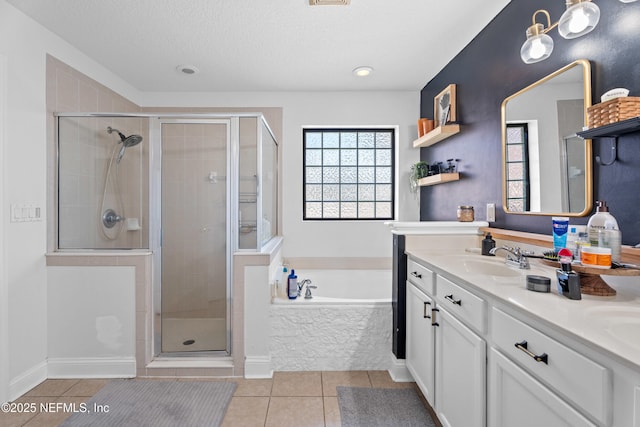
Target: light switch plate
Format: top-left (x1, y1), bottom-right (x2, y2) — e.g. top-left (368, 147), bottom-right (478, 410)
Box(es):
top-left (486, 203), bottom-right (496, 222)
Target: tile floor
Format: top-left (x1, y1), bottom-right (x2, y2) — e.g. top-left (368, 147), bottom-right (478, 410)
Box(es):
top-left (0, 371), bottom-right (430, 427)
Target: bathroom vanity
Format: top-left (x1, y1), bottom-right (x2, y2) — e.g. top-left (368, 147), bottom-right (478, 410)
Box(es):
top-left (406, 248), bottom-right (640, 427)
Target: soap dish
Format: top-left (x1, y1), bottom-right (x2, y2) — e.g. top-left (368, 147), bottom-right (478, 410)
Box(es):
top-left (526, 275), bottom-right (551, 293)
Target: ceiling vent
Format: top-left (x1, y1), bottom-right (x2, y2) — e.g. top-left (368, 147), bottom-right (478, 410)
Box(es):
top-left (309, 0), bottom-right (350, 5)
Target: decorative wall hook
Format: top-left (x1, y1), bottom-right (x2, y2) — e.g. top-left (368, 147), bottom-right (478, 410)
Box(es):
top-left (595, 137), bottom-right (617, 166)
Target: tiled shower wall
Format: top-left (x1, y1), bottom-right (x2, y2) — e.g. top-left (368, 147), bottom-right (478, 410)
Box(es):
top-left (47, 55), bottom-right (149, 250)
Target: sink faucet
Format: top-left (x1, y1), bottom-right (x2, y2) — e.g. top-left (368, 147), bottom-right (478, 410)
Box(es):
top-left (298, 279), bottom-right (317, 298)
top-left (489, 246), bottom-right (530, 269)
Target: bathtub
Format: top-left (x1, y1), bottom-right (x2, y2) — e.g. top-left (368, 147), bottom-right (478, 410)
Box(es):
top-left (270, 269), bottom-right (392, 371)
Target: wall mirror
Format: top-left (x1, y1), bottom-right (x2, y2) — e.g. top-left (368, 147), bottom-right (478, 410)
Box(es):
top-left (501, 59), bottom-right (592, 216)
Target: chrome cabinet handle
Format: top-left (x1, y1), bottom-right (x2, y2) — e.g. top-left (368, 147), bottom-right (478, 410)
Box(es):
top-left (411, 271), bottom-right (422, 279)
top-left (423, 301), bottom-right (431, 319)
top-left (444, 294), bottom-right (462, 306)
top-left (515, 340), bottom-right (548, 364)
top-left (431, 307), bottom-right (439, 327)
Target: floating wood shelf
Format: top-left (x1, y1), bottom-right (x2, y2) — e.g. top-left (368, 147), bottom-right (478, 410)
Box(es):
top-left (417, 172), bottom-right (460, 186)
top-left (577, 116), bottom-right (640, 139)
top-left (413, 124), bottom-right (461, 148)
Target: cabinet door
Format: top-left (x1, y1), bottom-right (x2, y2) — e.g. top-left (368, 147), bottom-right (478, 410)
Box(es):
top-left (406, 282), bottom-right (435, 405)
top-left (435, 306), bottom-right (486, 427)
top-left (488, 348), bottom-right (596, 427)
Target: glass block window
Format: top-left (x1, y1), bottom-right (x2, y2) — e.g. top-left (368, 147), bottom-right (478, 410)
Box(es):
top-left (303, 128), bottom-right (395, 220)
top-left (506, 123), bottom-right (530, 212)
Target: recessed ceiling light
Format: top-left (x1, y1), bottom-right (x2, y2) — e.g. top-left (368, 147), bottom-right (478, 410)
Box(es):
top-left (353, 66), bottom-right (373, 77)
top-left (176, 65), bottom-right (199, 75)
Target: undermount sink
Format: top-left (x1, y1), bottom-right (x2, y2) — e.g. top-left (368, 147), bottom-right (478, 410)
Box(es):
top-left (584, 306), bottom-right (640, 351)
top-left (462, 259), bottom-right (524, 277)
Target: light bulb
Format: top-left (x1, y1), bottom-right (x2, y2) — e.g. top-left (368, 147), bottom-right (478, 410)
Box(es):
top-left (568, 8), bottom-right (589, 34)
top-left (520, 33), bottom-right (554, 64)
top-left (558, 1), bottom-right (600, 39)
top-left (529, 38), bottom-right (546, 59)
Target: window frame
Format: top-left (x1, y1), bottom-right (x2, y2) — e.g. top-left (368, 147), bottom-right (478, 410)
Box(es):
top-left (505, 123), bottom-right (531, 212)
top-left (302, 127), bottom-right (396, 221)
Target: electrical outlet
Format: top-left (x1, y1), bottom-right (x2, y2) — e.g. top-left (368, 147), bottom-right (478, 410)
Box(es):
top-left (486, 203), bottom-right (496, 222)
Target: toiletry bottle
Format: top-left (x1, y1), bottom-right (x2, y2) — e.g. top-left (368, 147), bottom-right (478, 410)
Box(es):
top-left (587, 201), bottom-right (622, 262)
top-left (552, 216), bottom-right (569, 251)
top-left (575, 231), bottom-right (590, 261)
top-left (280, 266), bottom-right (288, 298)
top-left (482, 232), bottom-right (496, 256)
top-left (287, 269), bottom-right (298, 300)
top-left (556, 249), bottom-right (581, 300)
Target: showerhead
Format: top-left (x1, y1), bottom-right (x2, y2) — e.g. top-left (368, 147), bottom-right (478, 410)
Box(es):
top-left (107, 126), bottom-right (143, 163)
top-left (107, 126), bottom-right (143, 147)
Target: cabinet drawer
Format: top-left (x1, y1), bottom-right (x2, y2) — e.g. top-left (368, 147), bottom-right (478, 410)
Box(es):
top-left (436, 275), bottom-right (486, 334)
top-left (492, 307), bottom-right (610, 425)
top-left (407, 258), bottom-right (434, 295)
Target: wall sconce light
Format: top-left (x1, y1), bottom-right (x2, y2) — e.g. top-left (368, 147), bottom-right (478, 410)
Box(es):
top-left (520, 0), bottom-right (600, 64)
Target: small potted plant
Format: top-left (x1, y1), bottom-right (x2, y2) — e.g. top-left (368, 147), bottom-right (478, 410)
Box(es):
top-left (409, 161), bottom-right (429, 195)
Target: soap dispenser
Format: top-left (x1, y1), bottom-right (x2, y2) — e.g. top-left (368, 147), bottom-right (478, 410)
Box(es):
top-left (587, 200), bottom-right (622, 262)
top-left (482, 232), bottom-right (496, 256)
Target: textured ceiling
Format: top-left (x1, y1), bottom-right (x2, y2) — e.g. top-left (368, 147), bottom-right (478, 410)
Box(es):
top-left (8, 0), bottom-right (510, 92)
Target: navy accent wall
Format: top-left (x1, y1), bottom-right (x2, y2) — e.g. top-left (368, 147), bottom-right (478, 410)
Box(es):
top-left (420, 0), bottom-right (640, 245)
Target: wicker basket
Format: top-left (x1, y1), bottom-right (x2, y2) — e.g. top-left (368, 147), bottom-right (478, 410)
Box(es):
top-left (588, 97), bottom-right (640, 128)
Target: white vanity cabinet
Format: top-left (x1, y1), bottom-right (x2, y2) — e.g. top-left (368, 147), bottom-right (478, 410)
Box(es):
top-left (405, 258), bottom-right (436, 404)
top-left (405, 257), bottom-right (486, 427)
top-left (489, 307), bottom-right (612, 426)
top-left (434, 275), bottom-right (486, 427)
top-left (488, 348), bottom-right (596, 427)
top-left (406, 281), bottom-right (436, 404)
top-left (434, 305), bottom-right (486, 427)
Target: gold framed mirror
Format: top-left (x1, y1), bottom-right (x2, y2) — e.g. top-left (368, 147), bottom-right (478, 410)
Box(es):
top-left (501, 59), bottom-right (592, 216)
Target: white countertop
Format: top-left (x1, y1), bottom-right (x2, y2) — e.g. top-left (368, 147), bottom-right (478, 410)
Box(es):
top-left (406, 248), bottom-right (640, 371)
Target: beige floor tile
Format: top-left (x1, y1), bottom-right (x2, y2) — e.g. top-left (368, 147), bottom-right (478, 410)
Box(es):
top-left (221, 396), bottom-right (269, 427)
top-left (24, 380), bottom-right (79, 397)
top-left (230, 378), bottom-right (273, 396)
top-left (321, 371), bottom-right (371, 396)
top-left (266, 397), bottom-right (324, 427)
top-left (368, 370), bottom-right (416, 389)
top-left (62, 379), bottom-right (109, 397)
top-left (0, 403), bottom-right (40, 427)
top-left (323, 396), bottom-right (342, 427)
top-left (271, 372), bottom-right (322, 397)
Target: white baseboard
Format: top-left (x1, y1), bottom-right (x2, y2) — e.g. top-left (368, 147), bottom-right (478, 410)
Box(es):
top-left (388, 353), bottom-right (413, 382)
top-left (47, 357), bottom-right (136, 379)
top-left (9, 360), bottom-right (47, 402)
top-left (244, 356), bottom-right (273, 379)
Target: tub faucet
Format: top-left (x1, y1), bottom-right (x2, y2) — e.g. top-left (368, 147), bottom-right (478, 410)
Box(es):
top-left (489, 246), bottom-right (530, 269)
top-left (298, 279), bottom-right (317, 299)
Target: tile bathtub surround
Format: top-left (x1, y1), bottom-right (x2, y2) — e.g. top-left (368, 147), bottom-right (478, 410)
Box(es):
top-left (2, 372), bottom-right (425, 427)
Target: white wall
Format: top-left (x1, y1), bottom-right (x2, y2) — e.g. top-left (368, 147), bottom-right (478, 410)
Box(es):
top-left (0, 52), bottom-right (9, 404)
top-left (0, 0), bottom-right (143, 400)
top-left (142, 91), bottom-right (421, 259)
top-left (47, 266), bottom-right (136, 378)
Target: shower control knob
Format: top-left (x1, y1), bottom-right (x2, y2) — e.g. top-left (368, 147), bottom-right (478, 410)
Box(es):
top-left (102, 209), bottom-right (123, 229)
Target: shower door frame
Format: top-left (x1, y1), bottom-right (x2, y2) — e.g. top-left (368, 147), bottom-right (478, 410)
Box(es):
top-left (150, 116), bottom-right (239, 357)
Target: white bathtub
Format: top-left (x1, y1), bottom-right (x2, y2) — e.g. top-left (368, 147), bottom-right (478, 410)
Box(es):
top-left (270, 269), bottom-right (392, 371)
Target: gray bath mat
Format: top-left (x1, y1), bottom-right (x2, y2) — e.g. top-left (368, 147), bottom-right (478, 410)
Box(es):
top-left (61, 379), bottom-right (236, 427)
top-left (337, 386), bottom-right (435, 427)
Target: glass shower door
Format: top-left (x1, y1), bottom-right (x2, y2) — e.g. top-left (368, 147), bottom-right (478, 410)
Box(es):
top-left (160, 120), bottom-right (229, 353)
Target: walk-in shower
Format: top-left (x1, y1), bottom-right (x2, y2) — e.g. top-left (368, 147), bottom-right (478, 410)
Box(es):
top-left (56, 113), bottom-right (278, 358)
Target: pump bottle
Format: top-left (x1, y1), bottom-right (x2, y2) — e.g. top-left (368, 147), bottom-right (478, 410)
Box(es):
top-left (587, 201), bottom-right (622, 262)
